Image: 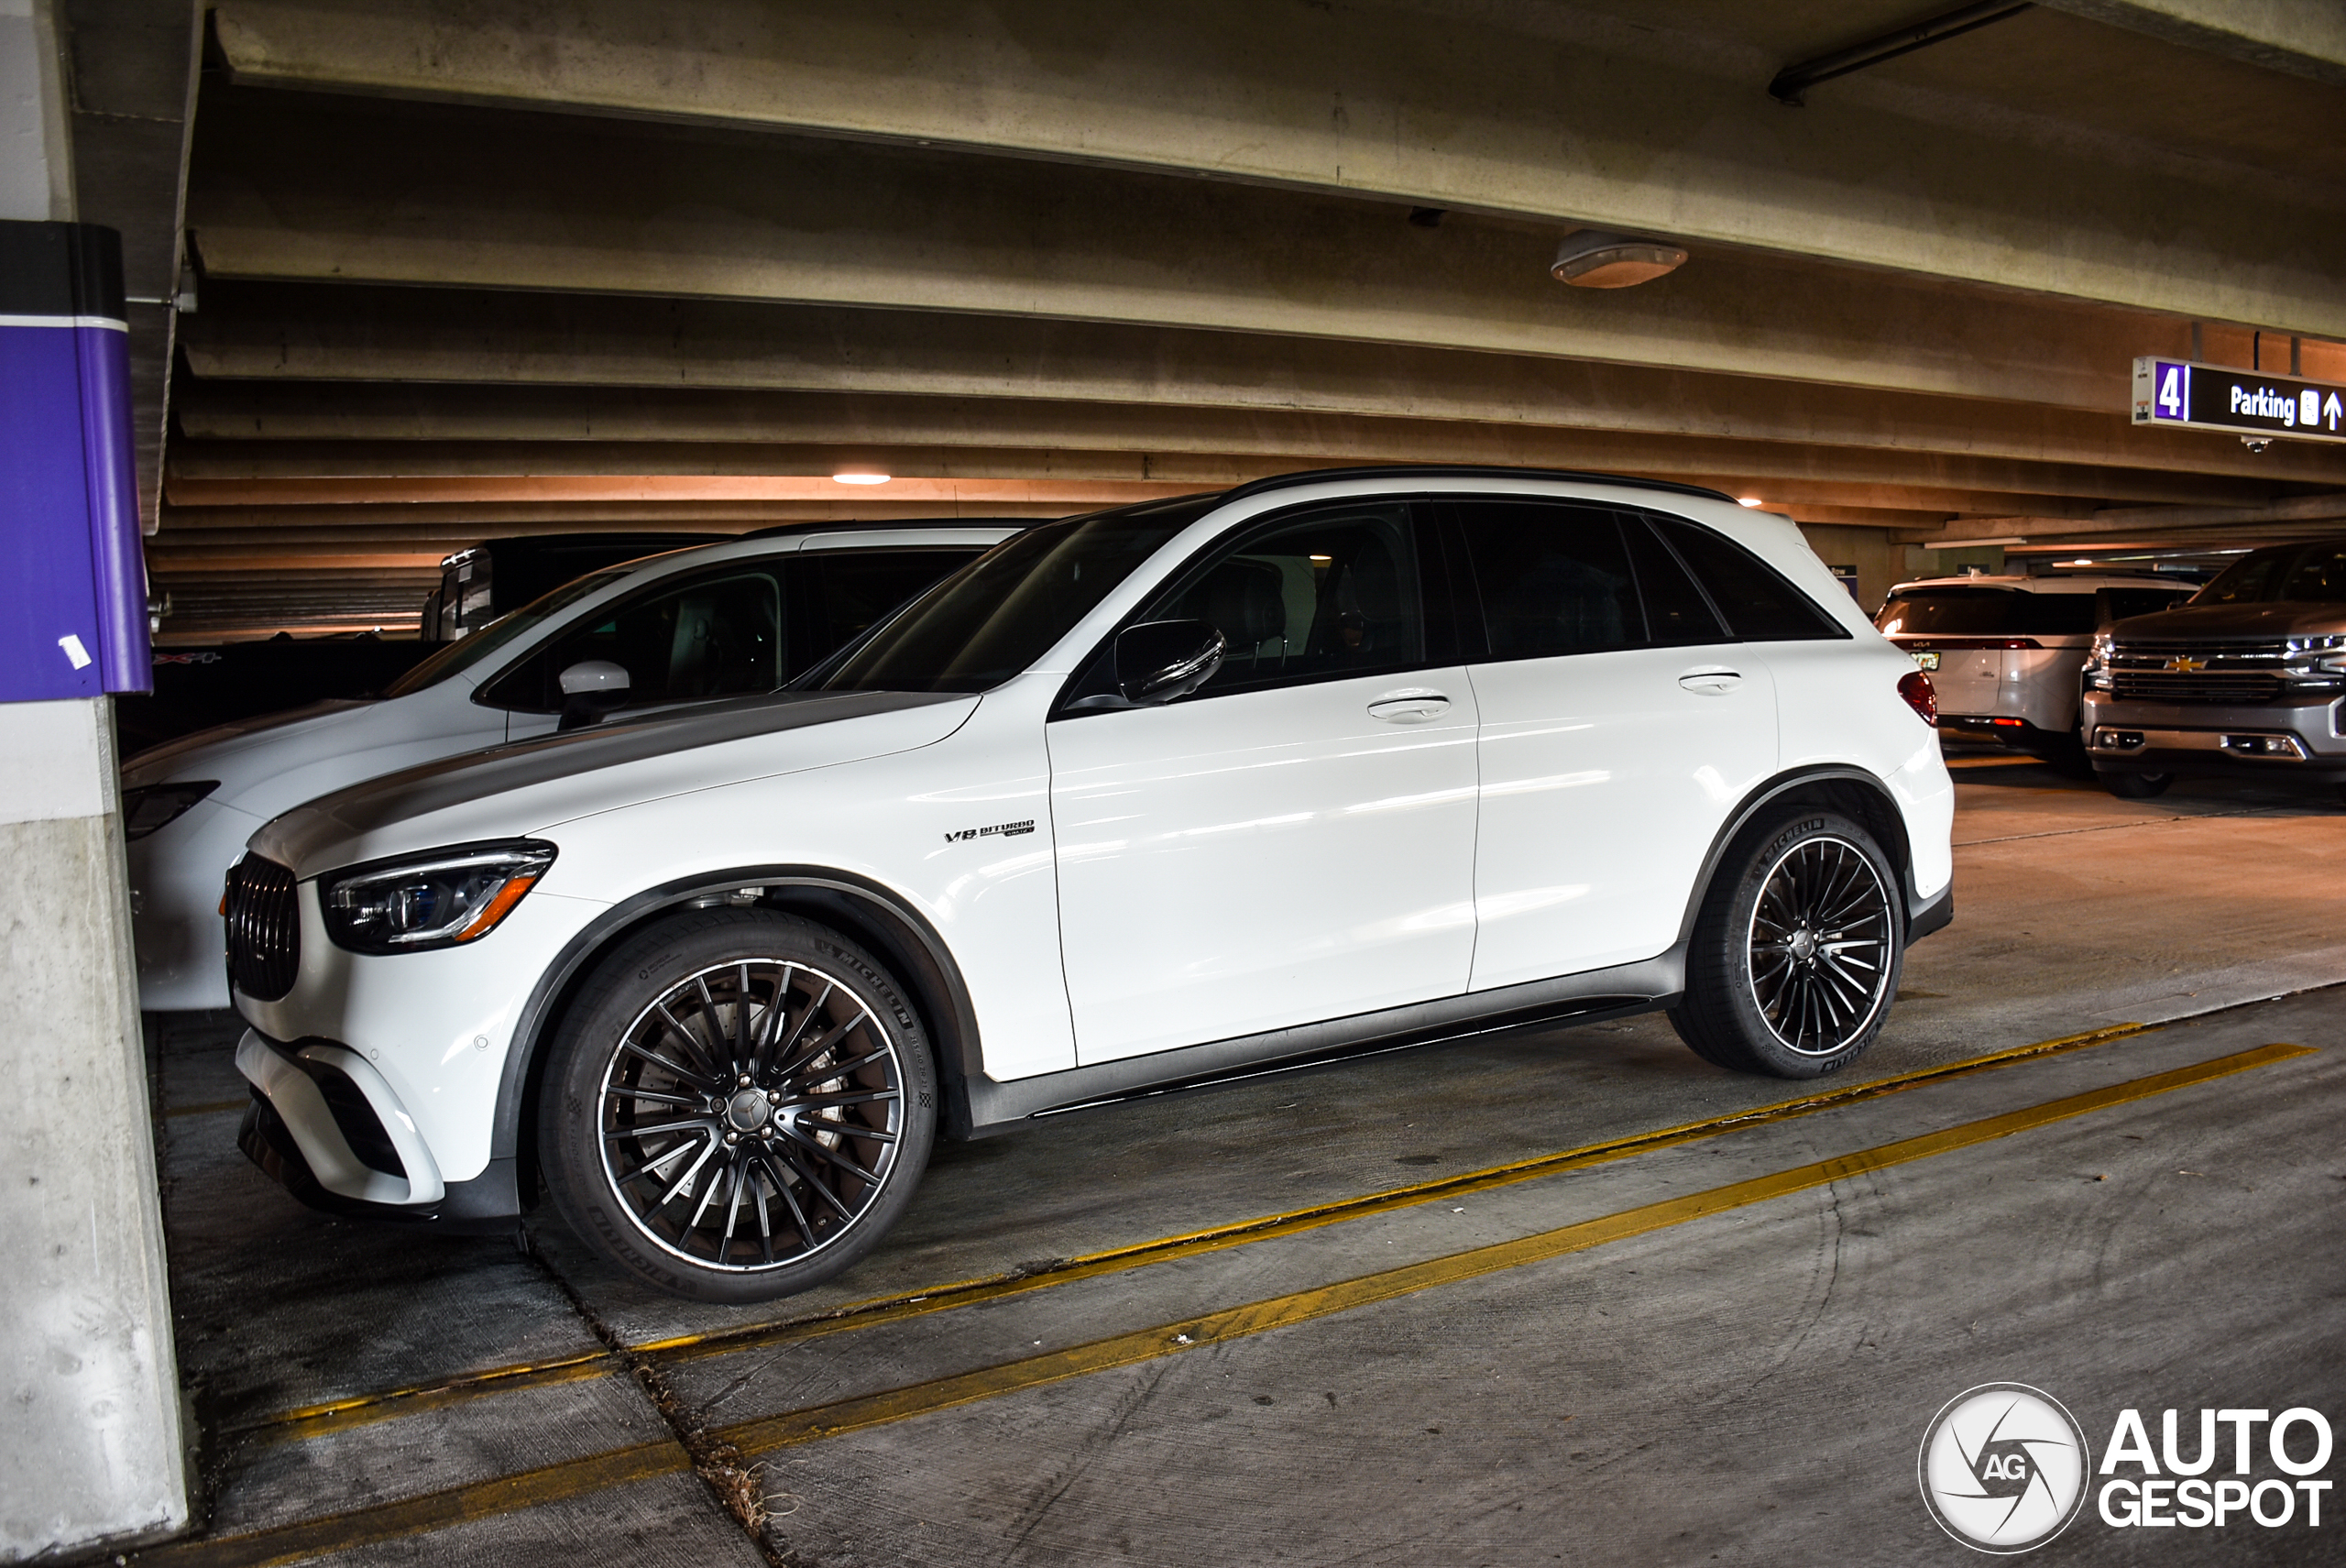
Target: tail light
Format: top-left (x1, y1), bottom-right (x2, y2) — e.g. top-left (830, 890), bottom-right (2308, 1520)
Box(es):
top-left (1898, 670), bottom-right (1938, 725)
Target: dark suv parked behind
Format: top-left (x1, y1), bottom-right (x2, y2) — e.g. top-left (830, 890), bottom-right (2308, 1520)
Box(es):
top-left (2082, 538), bottom-right (2346, 799)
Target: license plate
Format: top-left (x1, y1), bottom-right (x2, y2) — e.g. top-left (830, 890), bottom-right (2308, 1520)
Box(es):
top-left (1911, 650), bottom-right (1940, 671)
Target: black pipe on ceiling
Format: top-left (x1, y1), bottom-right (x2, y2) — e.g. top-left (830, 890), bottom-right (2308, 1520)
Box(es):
top-left (1769, 2), bottom-right (2035, 106)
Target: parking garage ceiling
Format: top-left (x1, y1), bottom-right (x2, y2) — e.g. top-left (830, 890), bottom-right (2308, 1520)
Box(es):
top-left (63, 0), bottom-right (2346, 637)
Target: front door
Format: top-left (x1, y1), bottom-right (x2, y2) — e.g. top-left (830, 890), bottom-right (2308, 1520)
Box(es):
top-left (1048, 501), bottom-right (1481, 1064)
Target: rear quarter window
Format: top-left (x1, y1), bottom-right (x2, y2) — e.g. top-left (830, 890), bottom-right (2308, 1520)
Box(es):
top-left (1648, 516), bottom-right (1845, 641)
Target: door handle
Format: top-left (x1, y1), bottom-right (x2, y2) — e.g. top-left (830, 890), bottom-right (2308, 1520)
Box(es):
top-left (1677, 670), bottom-right (1742, 696)
top-left (1367, 691), bottom-right (1452, 724)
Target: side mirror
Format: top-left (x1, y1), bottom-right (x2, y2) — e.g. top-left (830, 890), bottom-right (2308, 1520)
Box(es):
top-left (557, 659), bottom-right (630, 731)
top-left (1115, 620), bottom-right (1225, 705)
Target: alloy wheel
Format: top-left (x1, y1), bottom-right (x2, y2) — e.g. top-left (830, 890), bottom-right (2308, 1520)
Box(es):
top-left (1743, 835), bottom-right (1894, 1057)
top-left (596, 958), bottom-right (906, 1272)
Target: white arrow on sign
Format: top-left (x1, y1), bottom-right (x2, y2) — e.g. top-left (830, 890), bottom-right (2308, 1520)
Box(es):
top-left (2329, 391), bottom-right (2343, 432)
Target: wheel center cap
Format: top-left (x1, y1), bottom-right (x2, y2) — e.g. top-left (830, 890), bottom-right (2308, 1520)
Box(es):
top-left (1788, 928), bottom-right (1818, 961)
top-left (724, 1088), bottom-right (769, 1132)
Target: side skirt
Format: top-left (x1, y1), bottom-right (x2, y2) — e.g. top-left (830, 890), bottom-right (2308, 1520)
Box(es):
top-left (958, 951), bottom-right (1684, 1137)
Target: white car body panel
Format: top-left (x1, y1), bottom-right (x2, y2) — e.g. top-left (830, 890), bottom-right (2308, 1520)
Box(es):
top-left (124, 526), bottom-right (1015, 1008)
top-left (225, 473), bottom-right (1957, 1215)
top-left (1465, 646), bottom-right (1777, 989)
top-left (1049, 667), bottom-right (1481, 1062)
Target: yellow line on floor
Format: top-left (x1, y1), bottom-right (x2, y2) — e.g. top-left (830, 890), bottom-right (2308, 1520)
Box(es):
top-left (129, 1441), bottom-right (685, 1568)
top-left (640, 1021), bottom-right (2155, 1363)
top-left (720, 1042), bottom-right (2312, 1456)
top-left (238, 1354), bottom-right (619, 1447)
top-left (140, 1041), bottom-right (2309, 1566)
top-left (232, 1020), bottom-right (2156, 1442)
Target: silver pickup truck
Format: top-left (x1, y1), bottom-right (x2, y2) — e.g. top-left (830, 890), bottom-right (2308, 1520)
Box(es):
top-left (2081, 539), bottom-right (2346, 800)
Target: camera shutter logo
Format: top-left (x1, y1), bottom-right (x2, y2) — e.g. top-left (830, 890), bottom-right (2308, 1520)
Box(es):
top-left (1918, 1384), bottom-right (2092, 1552)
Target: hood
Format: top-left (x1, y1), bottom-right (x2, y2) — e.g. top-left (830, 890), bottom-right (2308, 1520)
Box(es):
top-left (251, 688), bottom-right (974, 878)
top-left (121, 700), bottom-right (371, 784)
top-left (2110, 601), bottom-right (2346, 641)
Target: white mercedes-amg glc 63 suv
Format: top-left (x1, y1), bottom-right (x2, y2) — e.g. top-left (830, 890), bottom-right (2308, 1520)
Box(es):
top-left (224, 468), bottom-right (1954, 1302)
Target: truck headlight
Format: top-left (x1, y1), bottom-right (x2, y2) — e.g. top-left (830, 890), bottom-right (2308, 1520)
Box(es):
top-left (2084, 632), bottom-right (2114, 691)
top-left (320, 841), bottom-right (556, 954)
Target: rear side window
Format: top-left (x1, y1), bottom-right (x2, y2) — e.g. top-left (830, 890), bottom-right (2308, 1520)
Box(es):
top-left (1449, 501), bottom-right (1643, 658)
top-left (1650, 517), bottom-right (1845, 641)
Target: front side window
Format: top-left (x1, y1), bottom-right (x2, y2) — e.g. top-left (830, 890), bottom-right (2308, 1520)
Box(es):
top-left (815, 496), bottom-right (1218, 694)
top-left (479, 568), bottom-right (783, 713)
top-left (1136, 502), bottom-right (1427, 695)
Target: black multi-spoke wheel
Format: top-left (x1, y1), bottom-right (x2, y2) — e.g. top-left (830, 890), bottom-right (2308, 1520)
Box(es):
top-left (1670, 807), bottom-right (1905, 1079)
top-left (540, 910), bottom-right (935, 1302)
top-left (1744, 836), bottom-right (1893, 1057)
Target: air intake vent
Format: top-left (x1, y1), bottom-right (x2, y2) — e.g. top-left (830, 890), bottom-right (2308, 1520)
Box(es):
top-left (225, 854), bottom-right (301, 1001)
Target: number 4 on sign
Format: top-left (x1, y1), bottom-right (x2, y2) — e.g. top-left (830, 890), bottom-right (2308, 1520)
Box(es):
top-left (2158, 366), bottom-right (2185, 418)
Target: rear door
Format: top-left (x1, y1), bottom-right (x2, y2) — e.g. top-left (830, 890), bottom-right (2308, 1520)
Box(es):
top-left (1450, 500), bottom-right (1779, 990)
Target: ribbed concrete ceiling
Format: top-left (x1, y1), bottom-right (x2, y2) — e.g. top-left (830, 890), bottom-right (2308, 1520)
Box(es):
top-left (126, 0), bottom-right (2346, 636)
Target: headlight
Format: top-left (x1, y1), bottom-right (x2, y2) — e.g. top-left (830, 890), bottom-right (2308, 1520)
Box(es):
top-left (320, 841), bottom-right (557, 954)
top-left (2083, 633), bottom-right (2114, 690)
top-left (121, 781), bottom-right (217, 840)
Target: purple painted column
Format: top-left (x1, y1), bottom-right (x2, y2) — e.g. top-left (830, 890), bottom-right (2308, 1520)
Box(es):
top-left (0, 221), bottom-right (151, 701)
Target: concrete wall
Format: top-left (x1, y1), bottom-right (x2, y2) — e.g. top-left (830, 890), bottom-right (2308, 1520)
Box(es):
top-left (1, 1), bottom-right (191, 1556)
top-left (0, 704), bottom-right (189, 1559)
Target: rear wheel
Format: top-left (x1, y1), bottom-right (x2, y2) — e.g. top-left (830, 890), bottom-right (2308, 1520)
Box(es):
top-left (538, 908), bottom-right (936, 1303)
top-left (1670, 808), bottom-right (1903, 1078)
top-left (2098, 770), bottom-right (2174, 799)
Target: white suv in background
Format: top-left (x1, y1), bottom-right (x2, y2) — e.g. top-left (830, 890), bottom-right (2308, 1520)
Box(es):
top-left (121, 524), bottom-right (1018, 1010)
top-left (1874, 574), bottom-right (2195, 769)
top-left (222, 468), bottom-right (1954, 1302)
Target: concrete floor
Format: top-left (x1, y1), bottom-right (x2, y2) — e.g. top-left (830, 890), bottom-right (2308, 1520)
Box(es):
top-left (119, 751), bottom-right (2346, 1566)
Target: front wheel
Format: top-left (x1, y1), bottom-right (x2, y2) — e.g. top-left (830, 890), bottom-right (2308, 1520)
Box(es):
top-left (2098, 770), bottom-right (2174, 799)
top-left (538, 908), bottom-right (937, 1303)
top-left (1670, 808), bottom-right (1903, 1079)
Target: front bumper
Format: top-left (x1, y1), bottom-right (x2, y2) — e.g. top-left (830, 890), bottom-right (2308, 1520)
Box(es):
top-left (236, 1029), bottom-right (522, 1225)
top-left (2081, 692), bottom-right (2346, 779)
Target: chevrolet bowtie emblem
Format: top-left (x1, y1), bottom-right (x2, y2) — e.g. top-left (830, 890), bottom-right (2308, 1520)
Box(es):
top-left (2165, 655), bottom-right (2208, 673)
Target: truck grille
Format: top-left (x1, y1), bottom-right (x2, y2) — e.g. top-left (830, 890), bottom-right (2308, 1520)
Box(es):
top-left (2107, 640), bottom-right (2289, 706)
top-left (225, 854), bottom-right (301, 1001)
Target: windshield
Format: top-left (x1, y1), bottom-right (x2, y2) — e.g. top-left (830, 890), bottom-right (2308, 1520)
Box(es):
top-left (1875, 587), bottom-right (2098, 638)
top-left (813, 496), bottom-right (1221, 692)
top-left (2189, 549), bottom-right (2296, 607)
top-left (382, 567), bottom-right (633, 696)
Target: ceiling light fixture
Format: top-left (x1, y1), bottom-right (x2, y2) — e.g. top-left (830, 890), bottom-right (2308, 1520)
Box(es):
top-left (1551, 230), bottom-right (1687, 289)
top-left (831, 471), bottom-right (891, 486)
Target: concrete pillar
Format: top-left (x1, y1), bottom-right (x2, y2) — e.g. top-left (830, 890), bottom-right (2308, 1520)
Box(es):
top-left (0, 0), bottom-right (191, 1556)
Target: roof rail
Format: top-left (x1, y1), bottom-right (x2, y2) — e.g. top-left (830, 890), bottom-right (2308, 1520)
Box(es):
top-left (1216, 465), bottom-right (1738, 508)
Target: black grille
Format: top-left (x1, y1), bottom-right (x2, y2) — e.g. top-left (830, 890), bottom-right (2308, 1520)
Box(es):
top-left (2111, 671), bottom-right (2284, 704)
top-left (2108, 640), bottom-right (2290, 706)
top-left (225, 854), bottom-right (301, 1001)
